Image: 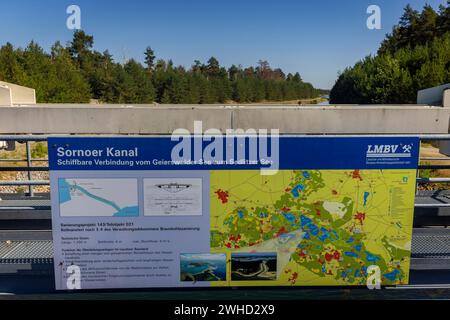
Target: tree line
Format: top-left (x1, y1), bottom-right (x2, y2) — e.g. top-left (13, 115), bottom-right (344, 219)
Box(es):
top-left (330, 2), bottom-right (450, 104)
top-left (0, 31), bottom-right (326, 104)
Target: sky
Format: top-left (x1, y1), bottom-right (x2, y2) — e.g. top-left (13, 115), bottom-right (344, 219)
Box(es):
top-left (0, 0), bottom-right (447, 89)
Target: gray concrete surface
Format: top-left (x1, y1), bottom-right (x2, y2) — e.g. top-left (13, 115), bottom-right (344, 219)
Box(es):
top-left (0, 105), bottom-right (233, 134)
top-left (233, 105), bottom-right (450, 134)
top-left (0, 82), bottom-right (35, 106)
top-left (0, 104), bottom-right (448, 134)
top-left (0, 85), bottom-right (12, 106)
top-left (418, 84), bottom-right (450, 105)
top-left (439, 90), bottom-right (450, 155)
top-left (444, 89), bottom-right (450, 108)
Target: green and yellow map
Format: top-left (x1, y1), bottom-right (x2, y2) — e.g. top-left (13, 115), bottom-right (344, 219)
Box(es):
top-left (210, 169), bottom-right (415, 286)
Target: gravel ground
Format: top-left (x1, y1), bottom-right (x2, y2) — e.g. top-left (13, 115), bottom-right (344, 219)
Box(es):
top-left (0, 142), bottom-right (49, 194)
top-left (0, 170), bottom-right (50, 194)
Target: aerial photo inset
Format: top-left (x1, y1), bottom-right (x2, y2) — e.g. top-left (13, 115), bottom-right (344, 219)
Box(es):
top-left (231, 252), bottom-right (277, 281)
top-left (180, 253), bottom-right (226, 282)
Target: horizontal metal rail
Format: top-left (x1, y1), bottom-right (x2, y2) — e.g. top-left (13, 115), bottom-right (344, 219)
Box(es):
top-left (0, 181), bottom-right (49, 186)
top-left (2, 133), bottom-right (450, 140)
top-left (0, 207), bottom-right (42, 210)
top-left (0, 159), bottom-right (47, 162)
top-left (0, 167), bottom-right (48, 172)
top-left (421, 157), bottom-right (450, 161)
top-left (388, 284), bottom-right (450, 290)
top-left (418, 165), bottom-right (450, 169)
top-left (417, 178), bottom-right (450, 183)
top-left (0, 135), bottom-right (49, 141)
top-left (414, 203), bottom-right (450, 208)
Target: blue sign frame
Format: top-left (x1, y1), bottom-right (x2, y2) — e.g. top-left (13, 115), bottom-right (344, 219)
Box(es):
top-left (48, 136), bottom-right (420, 171)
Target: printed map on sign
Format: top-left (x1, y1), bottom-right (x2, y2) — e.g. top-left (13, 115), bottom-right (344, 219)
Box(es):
top-left (210, 170), bottom-right (415, 286)
top-left (58, 178), bottom-right (139, 217)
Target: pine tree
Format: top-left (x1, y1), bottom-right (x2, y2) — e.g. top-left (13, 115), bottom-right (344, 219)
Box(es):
top-left (123, 59), bottom-right (155, 103)
top-left (0, 43), bottom-right (26, 84)
top-left (0, 31), bottom-right (324, 104)
top-left (144, 47), bottom-right (156, 72)
top-left (332, 2), bottom-right (450, 104)
top-left (49, 43), bottom-right (91, 103)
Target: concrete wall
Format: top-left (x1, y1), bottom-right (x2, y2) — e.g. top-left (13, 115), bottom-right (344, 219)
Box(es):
top-left (0, 105), bottom-right (233, 134)
top-left (0, 104), bottom-right (448, 134)
top-left (440, 90), bottom-right (450, 155)
top-left (233, 105), bottom-right (449, 134)
top-left (444, 89), bottom-right (450, 108)
top-left (417, 84), bottom-right (450, 155)
top-left (418, 84), bottom-right (450, 105)
top-left (0, 85), bottom-right (12, 106)
top-left (0, 81), bottom-right (35, 105)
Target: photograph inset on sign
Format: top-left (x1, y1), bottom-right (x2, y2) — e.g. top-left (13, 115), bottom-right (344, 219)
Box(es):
top-left (58, 178), bottom-right (139, 217)
top-left (143, 178), bottom-right (202, 216)
top-left (180, 253), bottom-right (226, 282)
top-left (231, 252), bottom-right (277, 281)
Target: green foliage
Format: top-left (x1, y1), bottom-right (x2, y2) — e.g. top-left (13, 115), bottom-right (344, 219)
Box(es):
top-left (144, 47), bottom-right (155, 71)
top-left (31, 142), bottom-right (48, 159)
top-left (330, 2), bottom-right (450, 104)
top-left (0, 40), bottom-right (91, 103)
top-left (0, 31), bottom-right (327, 104)
top-left (16, 187), bottom-right (26, 194)
top-left (418, 161), bottom-right (438, 179)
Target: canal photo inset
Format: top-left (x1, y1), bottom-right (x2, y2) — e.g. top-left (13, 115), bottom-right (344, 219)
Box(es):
top-left (231, 252), bottom-right (277, 281)
top-left (180, 253), bottom-right (226, 282)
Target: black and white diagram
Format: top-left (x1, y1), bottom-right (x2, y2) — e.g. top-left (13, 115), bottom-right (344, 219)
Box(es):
top-left (143, 178), bottom-right (203, 216)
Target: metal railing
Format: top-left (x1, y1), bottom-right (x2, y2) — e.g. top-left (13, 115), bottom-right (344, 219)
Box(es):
top-left (0, 134), bottom-right (449, 207)
top-left (0, 135), bottom-right (49, 197)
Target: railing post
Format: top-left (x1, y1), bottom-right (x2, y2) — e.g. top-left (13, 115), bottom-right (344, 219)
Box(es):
top-left (416, 162), bottom-right (420, 196)
top-left (25, 141), bottom-right (33, 197)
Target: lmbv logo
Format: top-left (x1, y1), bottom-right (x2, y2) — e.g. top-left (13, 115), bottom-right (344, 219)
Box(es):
top-left (368, 145), bottom-right (400, 154)
top-left (366, 144), bottom-right (413, 158)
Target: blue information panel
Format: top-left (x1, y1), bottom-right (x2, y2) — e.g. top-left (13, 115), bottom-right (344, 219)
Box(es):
top-left (49, 136), bottom-right (419, 171)
top-left (49, 136), bottom-right (419, 289)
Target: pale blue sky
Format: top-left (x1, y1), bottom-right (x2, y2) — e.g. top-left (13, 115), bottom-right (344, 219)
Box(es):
top-left (0, 0), bottom-right (446, 88)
